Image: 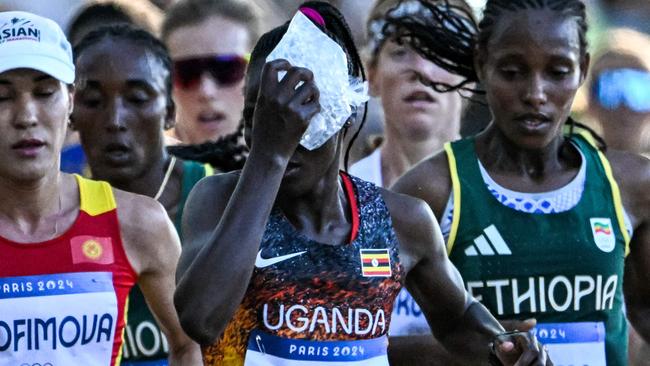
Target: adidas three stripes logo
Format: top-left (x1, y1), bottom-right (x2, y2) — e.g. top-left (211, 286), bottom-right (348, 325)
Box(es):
top-left (465, 225), bottom-right (512, 256)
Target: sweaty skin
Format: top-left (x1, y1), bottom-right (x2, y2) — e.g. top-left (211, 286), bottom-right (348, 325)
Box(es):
top-left (0, 69), bottom-right (201, 365)
top-left (166, 15), bottom-right (251, 144)
top-left (366, 39), bottom-right (463, 187)
top-left (73, 38), bottom-right (185, 227)
top-left (392, 6), bottom-right (650, 364)
top-left (174, 57), bottom-right (548, 365)
top-left (362, 4), bottom-right (465, 362)
top-left (72, 36), bottom-right (202, 363)
top-left (115, 188), bottom-right (202, 365)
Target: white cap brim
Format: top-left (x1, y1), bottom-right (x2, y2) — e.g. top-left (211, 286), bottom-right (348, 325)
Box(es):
top-left (0, 52), bottom-right (74, 84)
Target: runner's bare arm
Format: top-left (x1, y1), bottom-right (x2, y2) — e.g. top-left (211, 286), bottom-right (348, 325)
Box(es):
top-left (117, 191), bottom-right (202, 365)
top-left (392, 152), bottom-right (541, 340)
top-left (388, 151), bottom-right (478, 366)
top-left (390, 152), bottom-right (452, 219)
top-left (625, 222), bottom-right (650, 342)
top-left (629, 326), bottom-right (650, 366)
top-left (174, 170), bottom-right (276, 346)
top-left (383, 190), bottom-right (548, 365)
top-left (174, 160), bottom-right (299, 345)
top-left (174, 60), bottom-right (320, 346)
top-left (611, 152), bottom-right (650, 343)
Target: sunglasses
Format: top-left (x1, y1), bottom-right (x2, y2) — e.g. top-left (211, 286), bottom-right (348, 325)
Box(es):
top-left (592, 68), bottom-right (650, 113)
top-left (173, 54), bottom-right (250, 89)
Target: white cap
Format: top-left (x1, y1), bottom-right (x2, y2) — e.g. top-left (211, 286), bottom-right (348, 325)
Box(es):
top-left (0, 11), bottom-right (74, 83)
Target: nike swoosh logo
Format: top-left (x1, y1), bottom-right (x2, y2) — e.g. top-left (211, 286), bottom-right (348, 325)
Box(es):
top-left (255, 250), bottom-right (307, 268)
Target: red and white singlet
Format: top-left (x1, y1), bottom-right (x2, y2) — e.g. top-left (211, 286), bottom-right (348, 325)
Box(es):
top-left (0, 175), bottom-right (137, 365)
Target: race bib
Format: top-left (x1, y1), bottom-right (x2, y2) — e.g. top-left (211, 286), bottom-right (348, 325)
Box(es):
top-left (244, 330), bottom-right (389, 365)
top-left (533, 322), bottom-right (606, 366)
top-left (388, 288), bottom-right (431, 336)
top-left (0, 272), bottom-right (118, 366)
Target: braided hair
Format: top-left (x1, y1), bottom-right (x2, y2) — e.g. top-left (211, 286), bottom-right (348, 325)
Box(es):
top-left (167, 124), bottom-right (248, 171)
top-left (245, 1), bottom-right (367, 170)
top-left (74, 24), bottom-right (250, 171)
top-left (477, 1), bottom-right (588, 75)
top-left (381, 0), bottom-right (479, 92)
top-left (73, 24), bottom-right (173, 108)
top-left (383, 0), bottom-right (606, 149)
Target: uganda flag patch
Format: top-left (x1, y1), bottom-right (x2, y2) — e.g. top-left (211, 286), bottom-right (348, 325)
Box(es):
top-left (360, 249), bottom-right (391, 277)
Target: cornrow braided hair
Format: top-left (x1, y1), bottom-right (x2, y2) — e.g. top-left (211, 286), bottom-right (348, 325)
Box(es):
top-left (300, 1), bottom-right (365, 80)
top-left (567, 117), bottom-right (608, 151)
top-left (478, 0), bottom-right (588, 61)
top-left (473, 0), bottom-right (594, 147)
top-left (74, 24), bottom-right (250, 172)
top-left (382, 0), bottom-right (588, 91)
top-left (383, 0), bottom-right (606, 150)
top-left (167, 123), bottom-right (248, 171)
top-left (246, 1), bottom-right (367, 171)
top-left (73, 24), bottom-right (174, 107)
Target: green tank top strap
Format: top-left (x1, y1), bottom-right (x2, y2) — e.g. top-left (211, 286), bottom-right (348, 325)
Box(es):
top-left (568, 128), bottom-right (631, 255)
top-left (443, 137), bottom-right (474, 254)
top-left (174, 160), bottom-right (211, 237)
top-left (122, 160), bottom-right (211, 365)
top-left (445, 131), bottom-right (630, 256)
top-left (444, 133), bottom-right (629, 365)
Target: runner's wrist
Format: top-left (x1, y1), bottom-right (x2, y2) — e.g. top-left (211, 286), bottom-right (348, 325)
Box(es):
top-left (247, 147), bottom-right (291, 170)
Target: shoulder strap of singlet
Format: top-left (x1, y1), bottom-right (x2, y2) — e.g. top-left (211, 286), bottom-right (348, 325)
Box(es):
top-left (567, 126), bottom-right (632, 256)
top-left (74, 174), bottom-right (117, 216)
top-left (174, 160), bottom-right (211, 237)
top-left (445, 130), bottom-right (631, 257)
top-left (204, 163), bottom-right (215, 176)
top-left (340, 171), bottom-right (360, 243)
top-left (444, 141), bottom-right (464, 255)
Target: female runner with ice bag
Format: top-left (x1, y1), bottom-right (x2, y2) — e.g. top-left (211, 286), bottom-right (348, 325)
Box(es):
top-left (174, 2), bottom-right (550, 365)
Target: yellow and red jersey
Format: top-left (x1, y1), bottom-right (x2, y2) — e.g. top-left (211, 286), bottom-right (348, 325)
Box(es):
top-left (0, 175), bottom-right (137, 365)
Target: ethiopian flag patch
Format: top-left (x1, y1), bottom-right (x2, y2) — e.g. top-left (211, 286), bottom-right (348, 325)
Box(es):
top-left (360, 249), bottom-right (391, 277)
top-left (590, 218), bottom-right (615, 253)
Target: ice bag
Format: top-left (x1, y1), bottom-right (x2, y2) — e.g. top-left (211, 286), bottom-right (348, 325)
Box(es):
top-left (266, 11), bottom-right (369, 150)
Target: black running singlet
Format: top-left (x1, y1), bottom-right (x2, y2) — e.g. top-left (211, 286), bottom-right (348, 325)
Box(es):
top-left (202, 173), bottom-right (404, 366)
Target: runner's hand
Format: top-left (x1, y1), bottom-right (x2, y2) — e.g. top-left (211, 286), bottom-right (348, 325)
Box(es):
top-left (251, 59), bottom-right (320, 160)
top-left (500, 318), bottom-right (537, 332)
top-left (491, 331), bottom-right (552, 366)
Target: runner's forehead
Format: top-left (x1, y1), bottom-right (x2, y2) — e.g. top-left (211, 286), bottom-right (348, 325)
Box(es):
top-left (487, 9), bottom-right (581, 56)
top-left (0, 69), bottom-right (58, 83)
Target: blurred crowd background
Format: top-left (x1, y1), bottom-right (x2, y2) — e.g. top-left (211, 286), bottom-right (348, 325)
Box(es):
top-left (1, 0), bottom-right (649, 364)
top-left (2, 0), bottom-right (649, 171)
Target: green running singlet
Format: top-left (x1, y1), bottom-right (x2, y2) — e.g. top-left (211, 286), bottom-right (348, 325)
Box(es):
top-left (121, 160), bottom-right (211, 365)
top-left (444, 129), bottom-right (630, 366)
